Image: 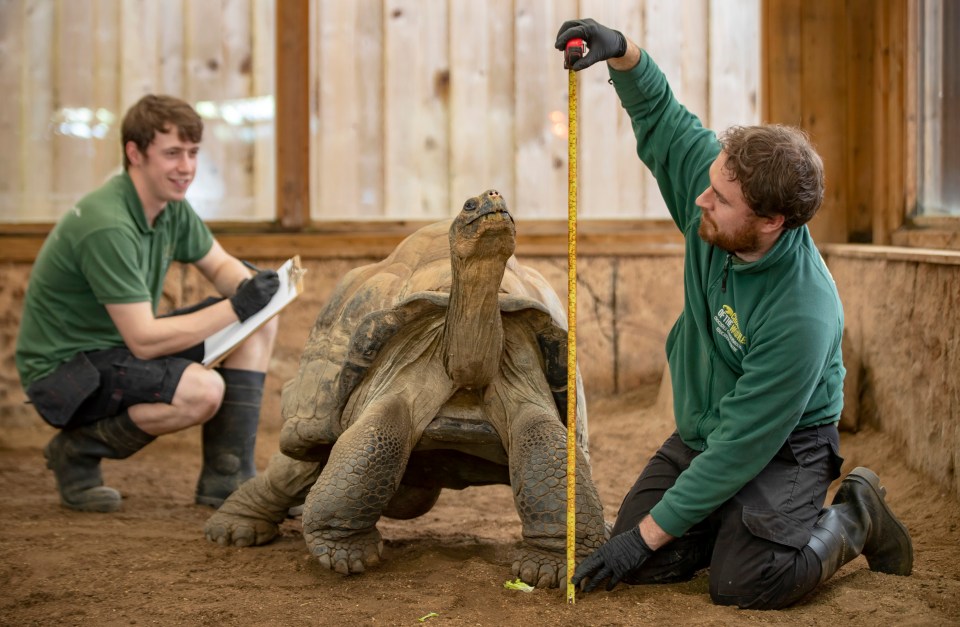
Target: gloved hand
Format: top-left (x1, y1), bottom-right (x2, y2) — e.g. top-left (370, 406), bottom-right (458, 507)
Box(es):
top-left (554, 18), bottom-right (627, 71)
top-left (229, 269), bottom-right (280, 322)
top-left (571, 526), bottom-right (653, 592)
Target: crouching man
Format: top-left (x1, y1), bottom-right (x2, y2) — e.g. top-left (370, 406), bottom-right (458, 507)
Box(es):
top-left (15, 95), bottom-right (279, 513)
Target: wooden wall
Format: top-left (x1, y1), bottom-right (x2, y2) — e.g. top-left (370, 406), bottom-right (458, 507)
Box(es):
top-left (0, 0), bottom-right (276, 223)
top-left (0, 0), bottom-right (760, 226)
top-left (824, 245), bottom-right (960, 496)
top-left (309, 0), bottom-right (760, 222)
top-left (764, 0), bottom-right (909, 245)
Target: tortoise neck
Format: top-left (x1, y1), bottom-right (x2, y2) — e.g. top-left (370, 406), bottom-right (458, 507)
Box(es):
top-left (442, 254), bottom-right (507, 388)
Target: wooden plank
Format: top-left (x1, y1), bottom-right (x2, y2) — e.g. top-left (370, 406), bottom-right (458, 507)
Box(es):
top-left (514, 0), bottom-right (576, 219)
top-left (93, 0), bottom-right (121, 183)
top-left (23, 0), bottom-right (55, 221)
top-left (844, 0), bottom-right (876, 243)
top-left (872, 0), bottom-right (908, 244)
top-left (184, 0), bottom-right (227, 219)
top-left (119, 0), bottom-right (161, 107)
top-left (801, 0), bottom-right (848, 244)
top-left (0, 222), bottom-right (681, 262)
top-left (485, 0), bottom-right (515, 212)
top-left (902, 0), bottom-right (919, 223)
top-left (577, 0), bottom-right (646, 219)
top-left (384, 0), bottom-right (449, 219)
top-left (354, 0), bottom-right (386, 219)
top-left (53, 0), bottom-right (96, 210)
top-left (315, 0), bottom-right (385, 220)
top-left (0, 0), bottom-right (24, 220)
top-left (823, 243), bottom-right (960, 266)
top-left (941, 0), bottom-right (960, 212)
top-left (918, 0), bottom-right (941, 213)
top-left (708, 0), bottom-right (760, 131)
top-left (157, 0), bottom-right (184, 97)
top-left (252, 0), bottom-right (275, 221)
top-left (642, 0), bottom-right (684, 218)
top-left (221, 0), bottom-right (255, 219)
top-left (680, 0), bottom-right (709, 123)
top-left (448, 0), bottom-right (515, 211)
top-left (316, 0), bottom-right (361, 220)
top-left (762, 0), bottom-right (802, 125)
top-left (275, 0), bottom-right (310, 228)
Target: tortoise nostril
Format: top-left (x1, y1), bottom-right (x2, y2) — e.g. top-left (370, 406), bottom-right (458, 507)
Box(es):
top-left (488, 190), bottom-right (500, 198)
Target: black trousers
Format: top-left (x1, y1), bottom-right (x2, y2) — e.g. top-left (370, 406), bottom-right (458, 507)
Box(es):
top-left (612, 424), bottom-right (843, 609)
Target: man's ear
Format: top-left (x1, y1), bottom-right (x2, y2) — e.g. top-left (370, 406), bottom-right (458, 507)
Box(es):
top-left (125, 141), bottom-right (144, 167)
top-left (760, 213), bottom-right (786, 233)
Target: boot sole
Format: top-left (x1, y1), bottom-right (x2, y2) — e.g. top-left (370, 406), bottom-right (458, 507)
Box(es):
top-left (845, 467), bottom-right (914, 576)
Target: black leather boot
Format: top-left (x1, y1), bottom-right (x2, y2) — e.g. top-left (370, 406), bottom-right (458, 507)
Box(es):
top-left (808, 467), bottom-right (913, 583)
top-left (195, 368), bottom-right (264, 507)
top-left (44, 412), bottom-right (156, 512)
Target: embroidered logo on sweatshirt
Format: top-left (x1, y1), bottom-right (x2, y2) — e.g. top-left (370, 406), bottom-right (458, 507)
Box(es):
top-left (714, 305), bottom-right (746, 353)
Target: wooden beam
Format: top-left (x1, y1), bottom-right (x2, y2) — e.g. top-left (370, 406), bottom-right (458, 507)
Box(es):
top-left (275, 0), bottom-right (310, 228)
top-left (873, 0), bottom-right (909, 244)
top-left (0, 220), bottom-right (684, 262)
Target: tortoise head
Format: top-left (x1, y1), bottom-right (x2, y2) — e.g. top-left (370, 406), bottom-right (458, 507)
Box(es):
top-left (448, 189), bottom-right (516, 263)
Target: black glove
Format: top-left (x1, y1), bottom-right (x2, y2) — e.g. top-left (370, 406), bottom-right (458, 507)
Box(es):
top-left (229, 269), bottom-right (279, 322)
top-left (571, 526), bottom-right (653, 592)
top-left (554, 18), bottom-right (628, 71)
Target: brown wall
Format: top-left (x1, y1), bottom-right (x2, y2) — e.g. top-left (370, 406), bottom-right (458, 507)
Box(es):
top-left (823, 246), bottom-right (960, 496)
top-left (4, 247), bottom-right (958, 497)
top-left (0, 253), bottom-right (686, 433)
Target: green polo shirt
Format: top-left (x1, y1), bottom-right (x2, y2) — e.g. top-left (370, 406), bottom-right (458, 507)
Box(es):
top-left (16, 172), bottom-right (214, 387)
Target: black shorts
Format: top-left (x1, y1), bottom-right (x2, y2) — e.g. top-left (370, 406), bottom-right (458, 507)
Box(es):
top-left (25, 299), bottom-right (216, 429)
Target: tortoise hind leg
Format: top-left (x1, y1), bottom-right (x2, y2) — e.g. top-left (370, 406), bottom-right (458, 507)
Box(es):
top-left (383, 484), bottom-right (442, 519)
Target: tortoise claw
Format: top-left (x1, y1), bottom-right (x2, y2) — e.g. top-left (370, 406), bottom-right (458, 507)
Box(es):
top-left (512, 548), bottom-right (565, 588)
top-left (204, 511), bottom-right (280, 547)
top-left (307, 528), bottom-right (383, 574)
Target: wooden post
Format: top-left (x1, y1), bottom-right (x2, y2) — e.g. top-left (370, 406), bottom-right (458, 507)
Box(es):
top-left (276, 0), bottom-right (310, 228)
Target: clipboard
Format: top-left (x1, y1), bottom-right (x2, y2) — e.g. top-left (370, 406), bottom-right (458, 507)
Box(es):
top-left (202, 255), bottom-right (305, 368)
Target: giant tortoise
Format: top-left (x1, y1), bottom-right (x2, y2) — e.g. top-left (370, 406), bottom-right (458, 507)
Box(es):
top-left (204, 189), bottom-right (606, 587)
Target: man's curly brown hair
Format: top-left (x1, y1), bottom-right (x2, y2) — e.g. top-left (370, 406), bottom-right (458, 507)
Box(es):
top-left (718, 125), bottom-right (825, 230)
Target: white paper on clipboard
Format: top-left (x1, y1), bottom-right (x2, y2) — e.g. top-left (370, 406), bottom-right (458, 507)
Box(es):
top-left (202, 256), bottom-right (304, 367)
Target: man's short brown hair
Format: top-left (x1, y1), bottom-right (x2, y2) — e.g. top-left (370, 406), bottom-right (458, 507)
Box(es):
top-left (718, 125), bottom-right (825, 230)
top-left (121, 95), bottom-right (203, 169)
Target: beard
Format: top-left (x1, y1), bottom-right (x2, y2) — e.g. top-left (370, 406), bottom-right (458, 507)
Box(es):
top-left (698, 214), bottom-right (763, 256)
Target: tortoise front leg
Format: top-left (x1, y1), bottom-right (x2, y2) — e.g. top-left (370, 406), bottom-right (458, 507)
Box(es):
top-left (302, 344), bottom-right (452, 575)
top-left (205, 452), bottom-right (321, 547)
top-left (485, 319), bottom-right (606, 588)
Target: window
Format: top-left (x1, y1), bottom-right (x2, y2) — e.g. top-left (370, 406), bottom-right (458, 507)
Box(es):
top-left (917, 0), bottom-right (960, 217)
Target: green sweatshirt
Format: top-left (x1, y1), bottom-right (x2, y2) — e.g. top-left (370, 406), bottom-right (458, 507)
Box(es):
top-left (609, 53), bottom-right (845, 537)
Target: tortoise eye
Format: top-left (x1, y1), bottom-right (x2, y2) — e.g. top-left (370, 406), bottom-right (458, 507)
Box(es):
top-left (463, 198), bottom-right (478, 211)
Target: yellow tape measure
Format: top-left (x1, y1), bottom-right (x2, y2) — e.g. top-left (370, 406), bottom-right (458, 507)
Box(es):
top-left (564, 42), bottom-right (582, 605)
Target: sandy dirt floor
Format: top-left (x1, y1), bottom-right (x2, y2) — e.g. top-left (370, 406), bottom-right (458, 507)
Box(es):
top-left (1, 385), bottom-right (958, 626)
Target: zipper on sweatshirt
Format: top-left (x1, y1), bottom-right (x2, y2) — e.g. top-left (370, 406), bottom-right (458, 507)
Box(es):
top-left (720, 253), bottom-right (733, 293)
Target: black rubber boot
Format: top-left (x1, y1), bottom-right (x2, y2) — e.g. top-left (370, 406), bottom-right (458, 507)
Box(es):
top-left (195, 368), bottom-right (264, 508)
top-left (808, 467), bottom-right (914, 583)
top-left (43, 412), bottom-right (156, 513)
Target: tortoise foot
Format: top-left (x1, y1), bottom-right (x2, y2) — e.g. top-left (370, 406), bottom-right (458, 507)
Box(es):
top-left (305, 528), bottom-right (384, 574)
top-left (204, 510), bottom-right (280, 547)
top-left (512, 547), bottom-right (566, 588)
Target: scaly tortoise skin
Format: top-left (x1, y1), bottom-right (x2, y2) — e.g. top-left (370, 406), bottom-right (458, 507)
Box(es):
top-left (204, 190), bottom-right (605, 587)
